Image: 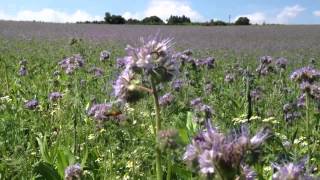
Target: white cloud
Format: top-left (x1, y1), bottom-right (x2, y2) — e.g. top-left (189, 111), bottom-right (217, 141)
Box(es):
top-left (123, 0), bottom-right (204, 22)
top-left (0, 8), bottom-right (101, 23)
top-left (234, 12), bottom-right (267, 24)
top-left (235, 5), bottom-right (305, 24)
top-left (276, 5), bottom-right (305, 23)
top-left (313, 10), bottom-right (320, 17)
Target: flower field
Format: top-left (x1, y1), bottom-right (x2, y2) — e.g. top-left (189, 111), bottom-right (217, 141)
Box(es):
top-left (0, 22), bottom-right (319, 179)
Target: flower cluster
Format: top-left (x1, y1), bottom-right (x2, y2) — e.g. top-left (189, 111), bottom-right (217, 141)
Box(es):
top-left (256, 56), bottom-right (275, 76)
top-left (159, 93), bottom-right (175, 106)
top-left (190, 98), bottom-right (214, 119)
top-left (64, 163), bottom-right (82, 180)
top-left (89, 67), bottom-right (104, 77)
top-left (100, 50), bottom-right (110, 61)
top-left (283, 102), bottom-right (302, 123)
top-left (275, 57), bottom-right (288, 70)
top-left (18, 59), bottom-right (28, 76)
top-left (272, 159), bottom-right (314, 180)
top-left (290, 66), bottom-right (320, 102)
top-left (58, 54), bottom-right (85, 74)
top-left (183, 123), bottom-right (271, 178)
top-left (49, 92), bottom-right (63, 102)
top-left (113, 36), bottom-right (178, 102)
top-left (25, 99), bottom-right (39, 110)
top-left (171, 79), bottom-right (184, 91)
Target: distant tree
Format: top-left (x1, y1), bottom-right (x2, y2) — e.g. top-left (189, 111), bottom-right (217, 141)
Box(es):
top-left (104, 12), bottom-right (126, 24)
top-left (126, 18), bottom-right (141, 24)
top-left (142, 16), bottom-right (164, 25)
top-left (104, 12), bottom-right (112, 23)
top-left (235, 17), bottom-right (250, 25)
top-left (167, 15), bottom-right (191, 25)
top-left (209, 19), bottom-right (227, 26)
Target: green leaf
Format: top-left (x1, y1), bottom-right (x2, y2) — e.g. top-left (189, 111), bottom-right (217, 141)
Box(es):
top-left (33, 161), bottom-right (62, 180)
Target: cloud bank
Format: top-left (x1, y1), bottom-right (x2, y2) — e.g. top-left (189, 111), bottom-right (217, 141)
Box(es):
top-left (0, 8), bottom-right (101, 23)
top-left (123, 0), bottom-right (204, 22)
top-left (235, 5), bottom-right (305, 24)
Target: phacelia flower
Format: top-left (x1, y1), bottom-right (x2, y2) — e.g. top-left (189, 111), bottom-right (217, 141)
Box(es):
top-left (275, 57), bottom-right (288, 70)
top-left (58, 54), bottom-right (85, 74)
top-left (100, 50), bottom-right (110, 61)
top-left (272, 159), bottom-right (311, 180)
top-left (290, 66), bottom-right (320, 83)
top-left (159, 93), bottom-right (175, 106)
top-left (184, 123), bottom-right (271, 178)
top-left (250, 88), bottom-right (263, 102)
top-left (49, 92), bottom-right (63, 102)
top-left (225, 73), bottom-right (236, 83)
top-left (171, 79), bottom-right (184, 91)
top-left (64, 163), bottom-right (82, 180)
top-left (241, 164), bottom-right (257, 180)
top-left (19, 66), bottom-right (27, 76)
top-left (260, 56), bottom-right (273, 65)
top-left (113, 68), bottom-right (143, 102)
top-left (25, 99), bottom-right (39, 110)
top-left (89, 67), bottom-right (104, 77)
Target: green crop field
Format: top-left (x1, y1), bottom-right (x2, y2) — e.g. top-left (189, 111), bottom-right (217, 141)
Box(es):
top-left (0, 22), bottom-right (319, 179)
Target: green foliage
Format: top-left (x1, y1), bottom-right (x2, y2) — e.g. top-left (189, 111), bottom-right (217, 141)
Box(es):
top-left (142, 16), bottom-right (164, 25)
top-left (167, 15), bottom-right (191, 25)
top-left (235, 17), bottom-right (251, 25)
top-left (104, 12), bottom-right (126, 24)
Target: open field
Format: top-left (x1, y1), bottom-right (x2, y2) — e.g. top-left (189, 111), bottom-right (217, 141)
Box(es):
top-left (0, 21), bottom-right (319, 179)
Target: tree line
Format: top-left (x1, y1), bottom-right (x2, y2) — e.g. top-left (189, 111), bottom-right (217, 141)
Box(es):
top-left (77, 12), bottom-right (251, 26)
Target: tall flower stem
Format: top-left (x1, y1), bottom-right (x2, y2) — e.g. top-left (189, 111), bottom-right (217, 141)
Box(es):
top-left (150, 77), bottom-right (162, 180)
top-left (305, 93), bottom-right (311, 166)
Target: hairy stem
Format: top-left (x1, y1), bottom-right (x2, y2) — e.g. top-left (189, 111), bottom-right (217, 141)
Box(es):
top-left (150, 77), bottom-right (162, 180)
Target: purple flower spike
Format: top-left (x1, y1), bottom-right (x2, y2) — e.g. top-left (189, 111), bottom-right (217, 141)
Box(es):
top-left (49, 92), bottom-right (63, 102)
top-left (19, 66), bottom-right (27, 76)
top-left (272, 159), bottom-right (310, 180)
top-left (25, 99), bottom-right (39, 110)
top-left (159, 93), bottom-right (175, 106)
top-left (290, 66), bottom-right (320, 83)
top-left (100, 50), bottom-right (110, 61)
top-left (64, 163), bottom-right (82, 180)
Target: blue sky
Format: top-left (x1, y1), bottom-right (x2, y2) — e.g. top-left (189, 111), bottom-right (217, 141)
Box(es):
top-left (0, 0), bottom-right (320, 24)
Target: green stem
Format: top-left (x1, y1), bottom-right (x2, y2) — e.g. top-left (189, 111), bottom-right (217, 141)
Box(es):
top-left (150, 77), bottom-right (162, 180)
top-left (166, 154), bottom-right (172, 180)
top-left (305, 93), bottom-right (311, 166)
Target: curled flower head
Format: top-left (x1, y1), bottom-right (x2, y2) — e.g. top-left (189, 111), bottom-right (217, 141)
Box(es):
top-left (276, 57), bottom-right (288, 70)
top-left (89, 67), bottom-right (104, 77)
top-left (272, 159), bottom-right (309, 180)
top-left (58, 54), bottom-right (85, 74)
top-left (113, 68), bottom-right (143, 102)
top-left (290, 66), bottom-right (320, 83)
top-left (64, 163), bottom-right (82, 180)
top-left (250, 127), bottom-right (271, 149)
top-left (241, 164), bottom-right (257, 180)
top-left (49, 92), bottom-right (62, 102)
top-left (100, 50), bottom-right (110, 61)
top-left (250, 88), bottom-right (263, 102)
top-left (159, 93), bottom-right (175, 106)
top-left (225, 73), bottom-right (235, 83)
top-left (117, 35), bottom-right (179, 84)
top-left (19, 66), bottom-right (27, 76)
top-left (25, 99), bottom-right (39, 110)
top-left (171, 79), bottom-right (184, 91)
top-left (260, 56), bottom-right (273, 65)
top-left (184, 123), bottom-right (270, 177)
